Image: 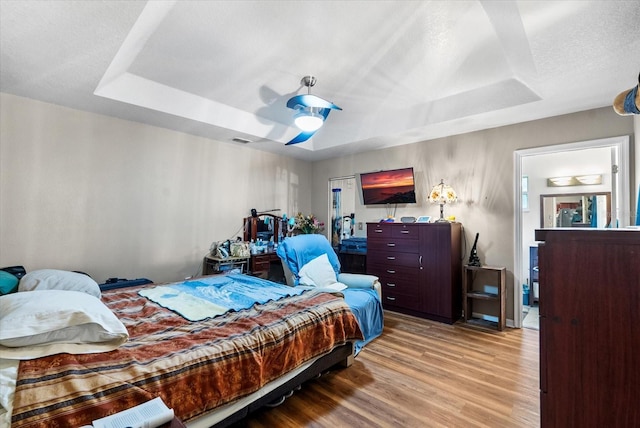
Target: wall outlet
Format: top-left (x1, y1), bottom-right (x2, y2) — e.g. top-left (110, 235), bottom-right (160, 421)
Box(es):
top-left (358, 222), bottom-right (363, 230)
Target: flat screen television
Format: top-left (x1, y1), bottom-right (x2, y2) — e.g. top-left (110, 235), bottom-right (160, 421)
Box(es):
top-left (359, 167), bottom-right (417, 205)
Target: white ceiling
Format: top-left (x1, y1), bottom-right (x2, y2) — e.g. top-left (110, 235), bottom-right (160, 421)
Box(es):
top-left (2, 1), bottom-right (639, 161)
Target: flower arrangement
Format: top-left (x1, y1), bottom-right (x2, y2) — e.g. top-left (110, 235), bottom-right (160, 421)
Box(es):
top-left (293, 212), bottom-right (325, 234)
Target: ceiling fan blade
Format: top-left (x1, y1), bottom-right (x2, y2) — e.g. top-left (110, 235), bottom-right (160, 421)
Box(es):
top-left (319, 108), bottom-right (331, 119)
top-left (286, 94), bottom-right (342, 111)
top-left (286, 130), bottom-right (317, 145)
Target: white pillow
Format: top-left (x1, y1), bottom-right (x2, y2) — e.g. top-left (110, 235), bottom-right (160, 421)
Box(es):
top-left (19, 269), bottom-right (101, 298)
top-left (0, 289), bottom-right (128, 360)
top-left (298, 254), bottom-right (347, 292)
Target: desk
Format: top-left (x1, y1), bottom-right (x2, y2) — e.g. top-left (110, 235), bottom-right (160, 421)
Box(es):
top-left (202, 255), bottom-right (249, 275)
top-left (249, 250), bottom-right (281, 279)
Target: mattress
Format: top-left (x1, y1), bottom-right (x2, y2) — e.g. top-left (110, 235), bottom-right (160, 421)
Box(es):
top-left (1, 276), bottom-right (363, 427)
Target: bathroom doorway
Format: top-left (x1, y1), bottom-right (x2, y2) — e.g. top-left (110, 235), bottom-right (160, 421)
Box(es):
top-left (513, 136), bottom-right (630, 328)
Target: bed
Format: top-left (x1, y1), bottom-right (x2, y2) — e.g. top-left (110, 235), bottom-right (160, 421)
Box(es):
top-left (0, 271), bottom-right (364, 427)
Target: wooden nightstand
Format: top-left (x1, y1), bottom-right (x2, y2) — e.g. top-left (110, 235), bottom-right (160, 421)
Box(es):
top-left (462, 265), bottom-right (506, 330)
top-left (202, 254), bottom-right (249, 275)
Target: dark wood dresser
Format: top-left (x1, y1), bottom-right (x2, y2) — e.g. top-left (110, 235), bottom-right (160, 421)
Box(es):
top-left (366, 222), bottom-right (462, 324)
top-left (535, 228), bottom-right (640, 427)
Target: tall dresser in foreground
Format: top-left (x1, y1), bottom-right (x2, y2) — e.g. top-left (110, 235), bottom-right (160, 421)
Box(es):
top-left (535, 228), bottom-right (640, 427)
top-left (367, 221), bottom-right (462, 324)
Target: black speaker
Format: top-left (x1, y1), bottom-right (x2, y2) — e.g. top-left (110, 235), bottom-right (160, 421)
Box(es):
top-left (1, 266), bottom-right (26, 280)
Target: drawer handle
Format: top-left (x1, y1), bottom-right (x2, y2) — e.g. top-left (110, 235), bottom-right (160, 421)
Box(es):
top-left (387, 256), bottom-right (395, 260)
top-left (387, 283), bottom-right (396, 287)
top-left (387, 269), bottom-right (396, 274)
top-left (401, 230), bottom-right (409, 234)
top-left (387, 243), bottom-right (396, 247)
top-left (386, 296), bottom-right (396, 301)
top-left (374, 229), bottom-right (382, 233)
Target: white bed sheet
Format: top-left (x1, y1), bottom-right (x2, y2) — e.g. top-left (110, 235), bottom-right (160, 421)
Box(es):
top-left (0, 358), bottom-right (19, 428)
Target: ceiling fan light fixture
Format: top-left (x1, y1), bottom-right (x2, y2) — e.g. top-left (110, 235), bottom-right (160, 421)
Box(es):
top-left (294, 109), bottom-right (324, 132)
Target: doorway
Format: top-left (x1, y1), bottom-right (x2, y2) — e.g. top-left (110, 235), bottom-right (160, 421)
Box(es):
top-left (513, 136), bottom-right (630, 328)
top-left (327, 176), bottom-right (357, 244)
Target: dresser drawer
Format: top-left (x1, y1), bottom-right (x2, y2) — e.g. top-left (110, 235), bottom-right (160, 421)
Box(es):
top-left (379, 275), bottom-right (416, 294)
top-left (368, 223), bottom-right (391, 237)
top-left (252, 258), bottom-right (271, 271)
top-left (391, 224), bottom-right (420, 239)
top-left (367, 238), bottom-right (420, 254)
top-left (367, 250), bottom-right (421, 268)
top-left (382, 291), bottom-right (422, 312)
top-left (373, 265), bottom-right (420, 285)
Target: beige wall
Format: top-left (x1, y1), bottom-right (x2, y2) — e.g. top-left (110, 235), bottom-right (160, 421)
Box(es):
top-left (0, 94), bottom-right (312, 283)
top-left (1, 93), bottom-right (635, 324)
top-left (311, 107), bottom-right (635, 323)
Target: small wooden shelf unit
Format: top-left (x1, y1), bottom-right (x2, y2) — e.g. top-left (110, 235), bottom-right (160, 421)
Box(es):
top-left (462, 264), bottom-right (506, 331)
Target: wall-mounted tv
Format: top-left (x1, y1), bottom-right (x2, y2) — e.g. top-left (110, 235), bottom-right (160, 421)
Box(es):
top-left (359, 167), bottom-right (417, 205)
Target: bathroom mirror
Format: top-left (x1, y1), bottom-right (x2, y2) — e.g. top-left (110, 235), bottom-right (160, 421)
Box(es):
top-left (540, 192), bottom-right (611, 228)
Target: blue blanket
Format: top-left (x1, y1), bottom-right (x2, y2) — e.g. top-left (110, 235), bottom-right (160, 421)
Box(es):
top-left (139, 274), bottom-right (304, 321)
top-left (276, 235), bottom-right (384, 354)
top-left (342, 288), bottom-right (384, 355)
top-left (139, 273), bottom-right (382, 355)
top-left (276, 235), bottom-right (341, 284)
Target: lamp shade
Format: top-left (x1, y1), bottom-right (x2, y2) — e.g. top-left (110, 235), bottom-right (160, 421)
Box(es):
top-left (429, 179), bottom-right (457, 204)
top-left (294, 109), bottom-right (324, 132)
top-left (429, 179), bottom-right (457, 222)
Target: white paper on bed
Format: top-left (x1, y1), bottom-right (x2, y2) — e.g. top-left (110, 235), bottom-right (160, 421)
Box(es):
top-left (91, 397), bottom-right (173, 428)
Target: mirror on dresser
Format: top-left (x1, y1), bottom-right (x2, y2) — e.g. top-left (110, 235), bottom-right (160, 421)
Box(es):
top-left (540, 192), bottom-right (611, 228)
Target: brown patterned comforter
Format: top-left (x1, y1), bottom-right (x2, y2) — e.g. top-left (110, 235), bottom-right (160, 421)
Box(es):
top-left (11, 285), bottom-right (363, 427)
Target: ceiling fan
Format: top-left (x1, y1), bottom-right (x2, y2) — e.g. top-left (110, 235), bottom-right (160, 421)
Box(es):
top-left (285, 76), bottom-right (342, 145)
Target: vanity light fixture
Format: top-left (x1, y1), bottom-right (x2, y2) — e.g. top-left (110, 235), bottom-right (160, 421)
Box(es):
top-left (575, 174), bottom-right (603, 185)
top-left (547, 174), bottom-right (603, 187)
top-left (547, 176), bottom-right (575, 187)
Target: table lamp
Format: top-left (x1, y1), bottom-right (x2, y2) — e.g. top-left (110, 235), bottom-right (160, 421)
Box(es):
top-left (429, 179), bottom-right (457, 222)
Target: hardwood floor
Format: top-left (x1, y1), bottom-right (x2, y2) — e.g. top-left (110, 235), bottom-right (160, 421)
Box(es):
top-left (235, 311), bottom-right (540, 428)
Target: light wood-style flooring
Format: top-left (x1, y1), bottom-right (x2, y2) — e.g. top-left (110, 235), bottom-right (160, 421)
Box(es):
top-left (236, 310), bottom-right (540, 427)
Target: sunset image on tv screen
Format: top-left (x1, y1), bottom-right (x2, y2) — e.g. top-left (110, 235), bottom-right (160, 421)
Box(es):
top-left (361, 168), bottom-right (416, 204)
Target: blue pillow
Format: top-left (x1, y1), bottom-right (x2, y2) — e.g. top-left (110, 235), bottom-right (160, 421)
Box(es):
top-left (0, 270), bottom-right (19, 295)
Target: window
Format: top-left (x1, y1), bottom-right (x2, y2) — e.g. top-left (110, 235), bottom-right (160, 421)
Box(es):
top-left (522, 176), bottom-right (529, 211)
